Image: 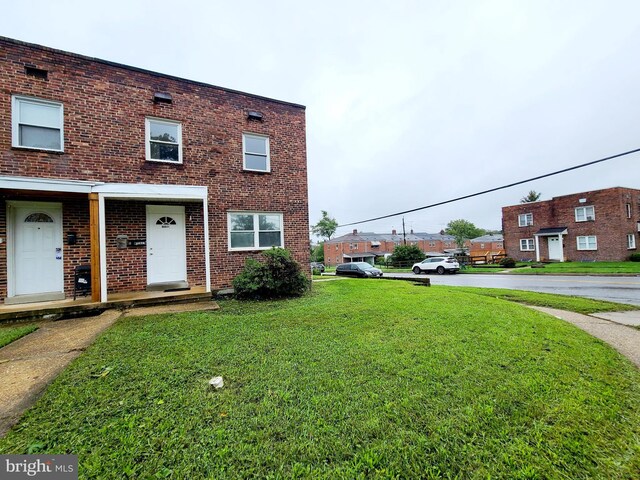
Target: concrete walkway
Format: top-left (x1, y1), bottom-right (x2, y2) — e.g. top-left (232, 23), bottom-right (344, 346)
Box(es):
top-left (531, 307), bottom-right (640, 368)
top-left (0, 301), bottom-right (220, 437)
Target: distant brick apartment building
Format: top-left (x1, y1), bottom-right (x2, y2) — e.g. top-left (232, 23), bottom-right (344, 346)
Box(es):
top-left (0, 37), bottom-right (309, 305)
top-left (469, 233), bottom-right (505, 261)
top-left (323, 229), bottom-right (459, 266)
top-left (502, 187), bottom-right (639, 262)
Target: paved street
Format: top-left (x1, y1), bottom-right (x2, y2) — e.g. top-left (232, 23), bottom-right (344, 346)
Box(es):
top-left (387, 273), bottom-right (640, 306)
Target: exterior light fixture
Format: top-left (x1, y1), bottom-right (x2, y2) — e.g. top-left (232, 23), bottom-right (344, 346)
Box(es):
top-left (247, 111), bottom-right (263, 121)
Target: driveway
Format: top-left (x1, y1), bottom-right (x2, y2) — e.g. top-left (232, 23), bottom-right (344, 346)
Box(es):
top-left (386, 273), bottom-right (640, 306)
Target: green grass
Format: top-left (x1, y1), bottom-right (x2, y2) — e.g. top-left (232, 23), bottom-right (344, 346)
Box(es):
top-left (0, 324), bottom-right (38, 348)
top-left (511, 261), bottom-right (640, 275)
top-left (454, 287), bottom-right (638, 314)
top-left (1, 281), bottom-right (639, 478)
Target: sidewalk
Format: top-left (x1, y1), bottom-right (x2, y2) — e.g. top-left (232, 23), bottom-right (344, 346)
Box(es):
top-left (530, 307), bottom-right (640, 368)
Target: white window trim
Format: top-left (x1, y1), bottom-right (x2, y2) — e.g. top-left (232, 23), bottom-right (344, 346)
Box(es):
top-left (575, 206), bottom-right (595, 222)
top-left (576, 235), bottom-right (597, 251)
top-left (242, 133), bottom-right (270, 172)
top-left (626, 203), bottom-right (632, 219)
top-left (520, 238), bottom-right (535, 251)
top-left (12, 95), bottom-right (64, 152)
top-left (227, 211), bottom-right (284, 251)
top-left (518, 213), bottom-right (533, 227)
top-left (628, 234), bottom-right (636, 250)
top-left (145, 117), bottom-right (183, 164)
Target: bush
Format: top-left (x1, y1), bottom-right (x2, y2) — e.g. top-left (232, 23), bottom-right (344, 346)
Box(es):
top-left (630, 253), bottom-right (640, 262)
top-left (233, 248), bottom-right (309, 299)
top-left (499, 257), bottom-right (516, 268)
top-left (390, 245), bottom-right (425, 264)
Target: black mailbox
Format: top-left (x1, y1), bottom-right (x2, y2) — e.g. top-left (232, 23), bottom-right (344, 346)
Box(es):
top-left (74, 265), bottom-right (91, 300)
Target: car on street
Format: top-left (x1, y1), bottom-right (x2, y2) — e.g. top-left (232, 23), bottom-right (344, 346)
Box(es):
top-left (412, 257), bottom-right (460, 275)
top-left (336, 262), bottom-right (383, 278)
top-left (310, 262), bottom-right (325, 273)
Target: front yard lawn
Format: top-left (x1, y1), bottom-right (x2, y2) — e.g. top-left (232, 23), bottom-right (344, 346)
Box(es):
top-left (511, 261), bottom-right (640, 275)
top-left (1, 281), bottom-right (639, 478)
top-left (0, 323), bottom-right (38, 348)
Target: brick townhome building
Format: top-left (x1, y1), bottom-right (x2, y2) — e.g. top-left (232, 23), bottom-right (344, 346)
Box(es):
top-left (0, 37), bottom-right (308, 305)
top-left (323, 229), bottom-right (458, 266)
top-left (469, 233), bottom-right (505, 261)
top-left (502, 187), bottom-right (639, 262)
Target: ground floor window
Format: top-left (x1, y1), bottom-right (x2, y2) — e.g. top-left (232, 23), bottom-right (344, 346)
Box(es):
top-left (520, 238), bottom-right (535, 251)
top-left (628, 234), bottom-right (637, 249)
top-left (228, 212), bottom-right (283, 251)
top-left (577, 235), bottom-right (597, 251)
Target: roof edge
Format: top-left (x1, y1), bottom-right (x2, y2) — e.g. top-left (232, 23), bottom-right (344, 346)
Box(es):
top-left (0, 36), bottom-right (306, 110)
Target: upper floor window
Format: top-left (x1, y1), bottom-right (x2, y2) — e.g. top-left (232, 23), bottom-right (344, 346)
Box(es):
top-left (146, 118), bottom-right (182, 163)
top-left (577, 235), bottom-right (597, 251)
top-left (228, 212), bottom-right (282, 251)
top-left (575, 206), bottom-right (595, 222)
top-left (12, 95), bottom-right (63, 151)
top-left (626, 203), bottom-right (632, 219)
top-left (628, 234), bottom-right (636, 250)
top-left (518, 213), bottom-right (533, 227)
top-left (243, 133), bottom-right (270, 172)
top-left (497, 243), bottom-right (503, 248)
top-left (520, 238), bottom-right (535, 251)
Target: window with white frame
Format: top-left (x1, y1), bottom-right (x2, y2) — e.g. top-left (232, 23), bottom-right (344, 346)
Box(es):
top-left (520, 238), bottom-right (535, 251)
top-left (518, 213), bottom-right (533, 227)
top-left (577, 235), bottom-right (597, 250)
top-left (628, 234), bottom-right (636, 249)
top-left (575, 206), bottom-right (595, 222)
top-left (626, 203), bottom-right (632, 219)
top-left (228, 212), bottom-right (282, 250)
top-left (146, 118), bottom-right (182, 163)
top-left (497, 243), bottom-right (503, 248)
top-left (243, 133), bottom-right (270, 172)
top-left (12, 95), bottom-right (64, 151)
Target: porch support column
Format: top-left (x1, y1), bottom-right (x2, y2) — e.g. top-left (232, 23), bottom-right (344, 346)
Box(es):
top-left (534, 235), bottom-right (541, 262)
top-left (558, 234), bottom-right (565, 262)
top-left (89, 193), bottom-right (101, 302)
top-left (203, 194), bottom-right (211, 293)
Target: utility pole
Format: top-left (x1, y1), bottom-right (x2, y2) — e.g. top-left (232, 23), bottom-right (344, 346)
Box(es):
top-left (402, 217), bottom-right (406, 245)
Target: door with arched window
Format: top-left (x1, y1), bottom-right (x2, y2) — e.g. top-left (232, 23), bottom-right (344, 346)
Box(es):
top-left (8, 201), bottom-right (64, 301)
top-left (146, 205), bottom-right (187, 285)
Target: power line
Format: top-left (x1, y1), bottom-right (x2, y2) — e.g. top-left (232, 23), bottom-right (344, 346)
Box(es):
top-left (338, 147), bottom-right (640, 228)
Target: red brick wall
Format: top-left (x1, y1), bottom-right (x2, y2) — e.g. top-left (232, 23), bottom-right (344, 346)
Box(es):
top-left (0, 38), bottom-right (309, 295)
top-left (502, 187), bottom-right (640, 261)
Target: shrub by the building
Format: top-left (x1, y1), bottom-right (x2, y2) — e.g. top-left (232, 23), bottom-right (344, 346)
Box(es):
top-left (499, 257), bottom-right (517, 268)
top-left (629, 253), bottom-right (640, 262)
top-left (233, 248), bottom-right (309, 299)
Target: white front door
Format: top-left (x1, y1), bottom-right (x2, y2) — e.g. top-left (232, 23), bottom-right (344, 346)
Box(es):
top-left (9, 201), bottom-right (64, 299)
top-left (146, 205), bottom-right (187, 285)
top-left (548, 236), bottom-right (562, 261)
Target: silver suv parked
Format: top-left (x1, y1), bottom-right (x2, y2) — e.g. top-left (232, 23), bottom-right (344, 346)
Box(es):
top-left (412, 257), bottom-right (460, 275)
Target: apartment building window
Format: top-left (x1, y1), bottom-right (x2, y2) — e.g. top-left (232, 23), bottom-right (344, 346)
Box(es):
top-left (12, 95), bottom-right (64, 151)
top-left (518, 213), bottom-right (533, 227)
top-left (146, 118), bottom-right (182, 163)
top-left (626, 203), bottom-right (632, 219)
top-left (520, 239), bottom-right (535, 251)
top-left (577, 235), bottom-right (597, 250)
top-left (429, 241), bottom-right (436, 247)
top-left (228, 212), bottom-right (283, 250)
top-left (628, 234), bottom-right (637, 249)
top-left (575, 206), bottom-right (595, 222)
top-left (243, 133), bottom-right (270, 172)
top-left (497, 243), bottom-right (503, 248)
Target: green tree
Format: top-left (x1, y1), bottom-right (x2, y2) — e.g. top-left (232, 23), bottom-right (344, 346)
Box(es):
top-left (311, 242), bottom-right (324, 262)
top-left (311, 210), bottom-right (338, 240)
top-left (445, 219), bottom-right (485, 249)
top-left (390, 244), bottom-right (425, 265)
top-left (520, 190), bottom-right (542, 203)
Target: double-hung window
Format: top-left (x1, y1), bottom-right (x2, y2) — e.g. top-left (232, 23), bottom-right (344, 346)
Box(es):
top-left (243, 133), bottom-right (270, 172)
top-left (628, 234), bottom-right (637, 249)
top-left (577, 235), bottom-right (597, 250)
top-left (228, 212), bottom-right (283, 250)
top-left (520, 238), bottom-right (535, 251)
top-left (575, 206), bottom-right (595, 222)
top-left (518, 213), bottom-right (533, 227)
top-left (146, 118), bottom-right (182, 163)
top-left (12, 95), bottom-right (64, 151)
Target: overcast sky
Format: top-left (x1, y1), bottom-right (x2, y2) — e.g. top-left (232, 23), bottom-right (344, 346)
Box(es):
top-left (3, 1), bottom-right (640, 237)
